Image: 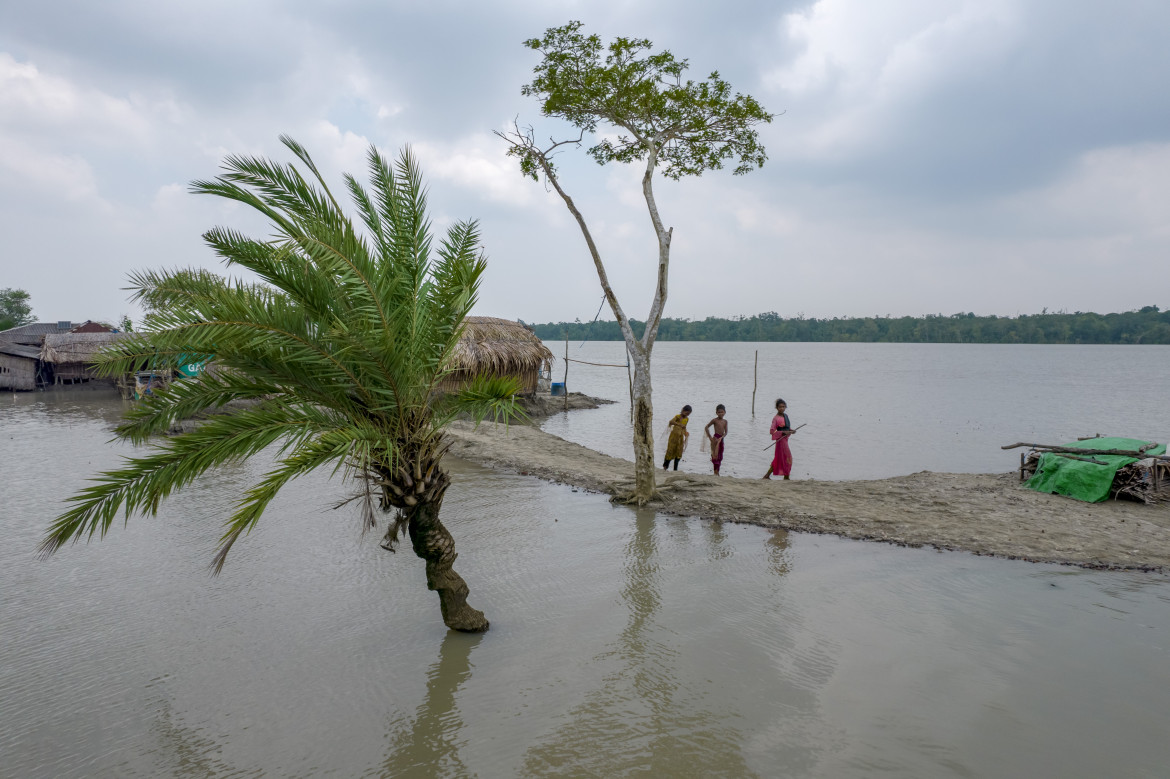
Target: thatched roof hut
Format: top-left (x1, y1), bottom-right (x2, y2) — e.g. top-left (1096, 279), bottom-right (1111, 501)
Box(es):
top-left (0, 322), bottom-right (116, 390)
top-left (41, 332), bottom-right (131, 384)
top-left (440, 317), bottom-right (554, 396)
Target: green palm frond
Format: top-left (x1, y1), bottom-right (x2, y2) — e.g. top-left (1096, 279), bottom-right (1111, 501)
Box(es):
top-left (41, 404), bottom-right (324, 555)
top-left (438, 374), bottom-right (528, 428)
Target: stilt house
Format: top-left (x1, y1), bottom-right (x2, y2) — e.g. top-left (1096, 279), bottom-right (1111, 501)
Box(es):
top-left (40, 331), bottom-right (129, 385)
top-left (0, 321), bottom-right (80, 390)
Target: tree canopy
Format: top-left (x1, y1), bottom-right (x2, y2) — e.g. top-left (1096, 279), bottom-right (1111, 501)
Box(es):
top-left (515, 20), bottom-right (772, 180)
top-left (0, 287), bottom-right (34, 330)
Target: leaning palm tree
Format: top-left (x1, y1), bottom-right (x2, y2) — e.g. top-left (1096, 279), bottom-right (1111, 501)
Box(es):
top-left (40, 137), bottom-right (522, 632)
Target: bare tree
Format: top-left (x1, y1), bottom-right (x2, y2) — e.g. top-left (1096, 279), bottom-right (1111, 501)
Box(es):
top-left (498, 21), bottom-right (773, 503)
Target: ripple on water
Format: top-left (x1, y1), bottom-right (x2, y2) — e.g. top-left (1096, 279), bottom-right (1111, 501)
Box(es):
top-left (4, 390), bottom-right (1170, 777)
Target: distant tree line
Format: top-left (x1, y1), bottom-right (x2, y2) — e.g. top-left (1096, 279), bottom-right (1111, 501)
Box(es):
top-left (525, 306), bottom-right (1170, 344)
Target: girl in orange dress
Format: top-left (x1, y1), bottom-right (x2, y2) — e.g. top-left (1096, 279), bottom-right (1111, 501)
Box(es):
top-left (663, 405), bottom-right (691, 470)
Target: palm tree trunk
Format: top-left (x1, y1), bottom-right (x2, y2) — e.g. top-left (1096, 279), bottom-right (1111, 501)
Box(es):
top-left (407, 492), bottom-right (489, 633)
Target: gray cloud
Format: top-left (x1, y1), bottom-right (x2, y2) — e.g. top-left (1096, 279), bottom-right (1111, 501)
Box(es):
top-left (1, 0), bottom-right (1167, 326)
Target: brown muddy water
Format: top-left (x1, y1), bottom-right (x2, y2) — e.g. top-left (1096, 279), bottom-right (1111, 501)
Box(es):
top-left (3, 390), bottom-right (1170, 778)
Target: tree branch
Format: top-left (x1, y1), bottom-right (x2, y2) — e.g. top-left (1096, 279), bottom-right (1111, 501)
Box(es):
top-left (495, 122), bottom-right (642, 355)
top-left (640, 137), bottom-right (671, 351)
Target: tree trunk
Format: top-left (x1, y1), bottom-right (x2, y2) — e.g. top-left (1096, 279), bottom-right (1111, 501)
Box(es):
top-left (502, 133), bottom-right (665, 504)
top-left (629, 352), bottom-right (657, 504)
top-left (407, 490), bottom-right (489, 633)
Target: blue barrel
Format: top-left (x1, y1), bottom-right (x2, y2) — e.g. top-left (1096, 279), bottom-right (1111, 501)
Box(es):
top-left (550, 382), bottom-right (566, 396)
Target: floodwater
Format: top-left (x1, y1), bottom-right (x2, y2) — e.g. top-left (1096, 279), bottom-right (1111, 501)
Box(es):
top-left (3, 345), bottom-right (1170, 777)
top-left (542, 341), bottom-right (1170, 480)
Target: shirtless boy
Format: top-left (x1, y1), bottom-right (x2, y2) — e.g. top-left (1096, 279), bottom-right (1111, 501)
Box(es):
top-left (703, 404), bottom-right (728, 475)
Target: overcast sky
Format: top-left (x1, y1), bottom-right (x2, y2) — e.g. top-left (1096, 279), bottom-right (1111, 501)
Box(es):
top-left (2, 0), bottom-right (1168, 325)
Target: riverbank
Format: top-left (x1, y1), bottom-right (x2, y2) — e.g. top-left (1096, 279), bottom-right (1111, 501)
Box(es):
top-left (445, 418), bottom-right (1170, 572)
top-left (151, 387), bottom-right (1170, 571)
top-left (519, 390), bottom-right (615, 418)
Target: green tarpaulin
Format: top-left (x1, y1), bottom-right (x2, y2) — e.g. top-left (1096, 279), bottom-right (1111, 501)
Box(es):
top-left (1024, 437), bottom-right (1166, 503)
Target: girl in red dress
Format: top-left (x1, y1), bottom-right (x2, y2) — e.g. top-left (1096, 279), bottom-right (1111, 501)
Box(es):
top-left (763, 398), bottom-right (794, 480)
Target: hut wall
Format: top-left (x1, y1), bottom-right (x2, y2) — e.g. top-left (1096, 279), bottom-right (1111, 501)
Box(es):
top-left (0, 354), bottom-right (36, 391)
top-left (437, 367), bottom-right (541, 396)
top-left (515, 367), bottom-right (539, 395)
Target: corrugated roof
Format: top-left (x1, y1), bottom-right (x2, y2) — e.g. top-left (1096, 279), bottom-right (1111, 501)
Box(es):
top-left (0, 322), bottom-right (79, 343)
top-left (0, 341), bottom-right (41, 360)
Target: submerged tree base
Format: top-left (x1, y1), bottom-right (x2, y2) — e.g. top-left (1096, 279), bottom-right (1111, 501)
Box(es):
top-left (406, 494), bottom-right (491, 633)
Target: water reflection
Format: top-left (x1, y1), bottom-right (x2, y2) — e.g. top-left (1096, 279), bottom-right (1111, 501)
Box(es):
top-left (766, 528), bottom-right (791, 577)
top-left (522, 508), bottom-right (755, 777)
top-left (380, 632), bottom-right (482, 778)
top-left (705, 517), bottom-right (733, 562)
top-left (135, 688), bottom-right (248, 779)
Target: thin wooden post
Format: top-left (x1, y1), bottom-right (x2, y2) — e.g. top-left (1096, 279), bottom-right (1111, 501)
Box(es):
top-left (751, 350), bottom-right (758, 417)
top-left (563, 339), bottom-right (569, 412)
top-left (1019, 452), bottom-right (1026, 481)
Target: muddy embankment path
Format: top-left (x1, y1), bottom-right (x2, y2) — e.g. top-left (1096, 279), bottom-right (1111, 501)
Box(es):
top-left (446, 418), bottom-right (1170, 572)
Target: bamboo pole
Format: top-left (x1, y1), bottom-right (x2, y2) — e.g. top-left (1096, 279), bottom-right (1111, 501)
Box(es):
top-left (1002, 442), bottom-right (1168, 459)
top-left (563, 339), bottom-right (569, 412)
top-left (751, 350), bottom-right (758, 417)
top-left (1054, 453), bottom-right (1109, 465)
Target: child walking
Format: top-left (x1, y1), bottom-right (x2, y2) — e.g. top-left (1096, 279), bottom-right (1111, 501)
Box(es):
top-left (763, 398), bottom-right (795, 480)
top-left (663, 405), bottom-right (692, 470)
top-left (703, 404), bottom-right (728, 475)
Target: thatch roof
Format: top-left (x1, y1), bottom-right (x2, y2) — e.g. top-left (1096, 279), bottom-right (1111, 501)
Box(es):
top-left (38, 319), bottom-right (550, 372)
top-left (40, 332), bottom-right (130, 365)
top-left (450, 317), bottom-right (553, 374)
